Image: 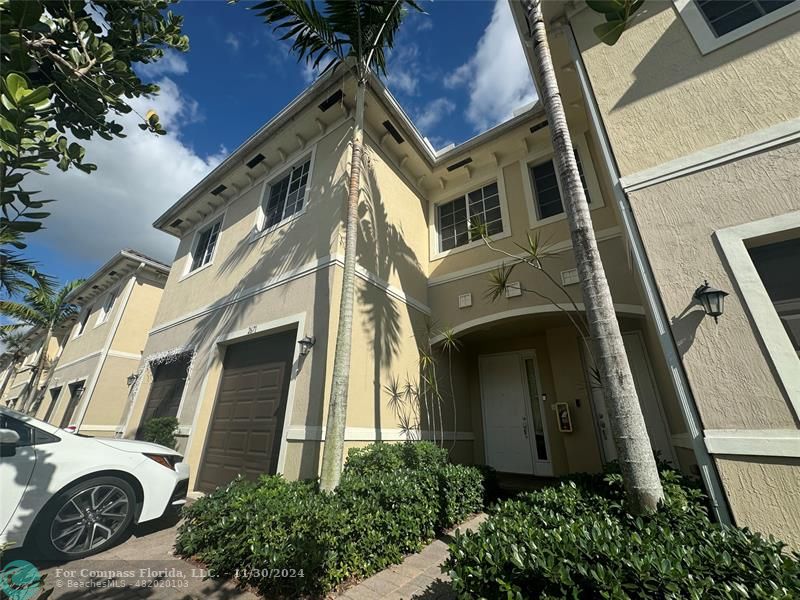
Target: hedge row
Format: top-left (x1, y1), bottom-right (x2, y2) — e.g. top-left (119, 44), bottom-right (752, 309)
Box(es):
top-left (444, 469), bottom-right (800, 598)
top-left (175, 442), bottom-right (483, 597)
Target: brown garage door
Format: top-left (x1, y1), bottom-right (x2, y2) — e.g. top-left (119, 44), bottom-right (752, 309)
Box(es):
top-left (197, 329), bottom-right (296, 492)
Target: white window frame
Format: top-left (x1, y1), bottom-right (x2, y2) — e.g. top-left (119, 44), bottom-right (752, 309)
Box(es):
top-left (181, 211), bottom-right (226, 281)
top-left (73, 305), bottom-right (93, 339)
top-left (94, 284), bottom-right (120, 327)
top-left (428, 174), bottom-right (512, 261)
top-left (251, 149), bottom-right (316, 243)
top-left (674, 0), bottom-right (800, 55)
top-left (520, 133), bottom-right (605, 229)
top-left (715, 211), bottom-right (800, 419)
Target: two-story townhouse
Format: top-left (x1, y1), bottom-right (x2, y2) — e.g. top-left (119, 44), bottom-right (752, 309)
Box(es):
top-left (0, 329), bottom-right (60, 412)
top-left (508, 0), bottom-right (800, 546)
top-left (36, 250), bottom-right (169, 436)
top-left (120, 66), bottom-right (684, 507)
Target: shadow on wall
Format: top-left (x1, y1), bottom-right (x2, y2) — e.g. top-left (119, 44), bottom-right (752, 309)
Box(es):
top-left (576, 3), bottom-right (800, 111)
top-left (671, 300), bottom-right (706, 357)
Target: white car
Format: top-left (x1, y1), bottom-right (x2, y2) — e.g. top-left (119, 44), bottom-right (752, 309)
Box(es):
top-left (0, 406), bottom-right (189, 560)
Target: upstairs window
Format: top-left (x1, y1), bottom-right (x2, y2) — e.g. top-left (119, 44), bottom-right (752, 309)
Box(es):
top-left (696, 0), bottom-right (796, 36)
top-left (263, 158), bottom-right (311, 230)
top-left (190, 218), bottom-right (222, 272)
top-left (95, 289), bottom-right (117, 325)
top-left (75, 305), bottom-right (93, 337)
top-left (530, 149), bottom-right (589, 221)
top-left (437, 182), bottom-right (502, 252)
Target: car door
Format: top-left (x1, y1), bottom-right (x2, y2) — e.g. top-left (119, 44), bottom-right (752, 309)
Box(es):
top-left (0, 415), bottom-right (37, 539)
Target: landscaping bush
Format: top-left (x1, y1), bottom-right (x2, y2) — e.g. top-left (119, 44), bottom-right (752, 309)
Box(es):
top-left (140, 416), bottom-right (178, 449)
top-left (445, 469), bottom-right (800, 599)
top-left (175, 441), bottom-right (483, 597)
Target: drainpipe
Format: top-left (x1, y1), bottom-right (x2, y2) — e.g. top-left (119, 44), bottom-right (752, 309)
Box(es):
top-left (73, 263), bottom-right (144, 429)
top-left (562, 23), bottom-right (732, 525)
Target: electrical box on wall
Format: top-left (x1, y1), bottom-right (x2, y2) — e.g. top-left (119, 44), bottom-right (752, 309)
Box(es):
top-left (458, 293), bottom-right (472, 308)
top-left (504, 281), bottom-right (522, 298)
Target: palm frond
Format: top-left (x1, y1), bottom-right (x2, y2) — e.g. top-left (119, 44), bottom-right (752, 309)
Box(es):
top-left (485, 262), bottom-right (518, 302)
top-left (0, 233), bottom-right (54, 297)
top-left (0, 300), bottom-right (45, 326)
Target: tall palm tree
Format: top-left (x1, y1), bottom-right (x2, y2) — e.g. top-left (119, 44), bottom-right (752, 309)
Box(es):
top-left (521, 0), bottom-right (663, 513)
top-left (0, 229), bottom-right (53, 298)
top-left (251, 0), bottom-right (422, 491)
top-left (0, 280), bottom-right (82, 413)
top-left (0, 330), bottom-right (30, 401)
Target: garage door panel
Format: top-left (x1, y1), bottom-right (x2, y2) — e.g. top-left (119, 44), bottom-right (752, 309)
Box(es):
top-left (197, 330), bottom-right (295, 493)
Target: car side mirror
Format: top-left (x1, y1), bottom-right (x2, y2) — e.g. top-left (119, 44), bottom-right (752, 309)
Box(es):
top-left (0, 428), bottom-right (20, 457)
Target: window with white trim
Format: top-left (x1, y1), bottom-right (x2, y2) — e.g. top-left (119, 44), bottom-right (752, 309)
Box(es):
top-left (190, 219), bottom-right (222, 272)
top-left (96, 289), bottom-right (117, 325)
top-left (695, 0), bottom-right (796, 37)
top-left (530, 148), bottom-right (589, 220)
top-left (262, 158), bottom-right (311, 230)
top-left (748, 236), bottom-right (800, 357)
top-left (436, 181), bottom-right (502, 252)
top-left (75, 305), bottom-right (93, 337)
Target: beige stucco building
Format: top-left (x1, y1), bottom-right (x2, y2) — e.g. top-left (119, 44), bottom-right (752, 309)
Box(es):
top-left (120, 0), bottom-right (798, 547)
top-left (1, 330), bottom-right (60, 412)
top-left (31, 250), bottom-right (169, 437)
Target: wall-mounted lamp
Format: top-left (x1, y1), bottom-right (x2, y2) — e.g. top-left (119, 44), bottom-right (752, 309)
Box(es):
top-left (126, 373), bottom-right (139, 387)
top-left (298, 335), bottom-right (316, 356)
top-left (694, 280), bottom-right (729, 324)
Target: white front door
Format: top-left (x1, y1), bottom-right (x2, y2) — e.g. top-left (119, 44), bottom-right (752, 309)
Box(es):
top-left (479, 352), bottom-right (552, 475)
top-left (585, 332), bottom-right (676, 465)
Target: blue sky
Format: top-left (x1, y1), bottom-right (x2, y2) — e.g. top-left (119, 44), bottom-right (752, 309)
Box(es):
top-left (24, 0), bottom-right (535, 287)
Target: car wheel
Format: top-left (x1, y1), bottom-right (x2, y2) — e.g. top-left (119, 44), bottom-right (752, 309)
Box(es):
top-left (33, 476), bottom-right (136, 560)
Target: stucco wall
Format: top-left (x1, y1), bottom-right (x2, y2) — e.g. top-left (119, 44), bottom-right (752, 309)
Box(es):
top-left (627, 143), bottom-right (800, 429)
top-left (80, 355), bottom-right (138, 429)
top-left (111, 278), bottom-right (164, 356)
top-left (571, 2), bottom-right (800, 176)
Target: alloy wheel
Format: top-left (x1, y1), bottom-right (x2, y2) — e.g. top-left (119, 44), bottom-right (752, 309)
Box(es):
top-left (49, 484), bottom-right (130, 554)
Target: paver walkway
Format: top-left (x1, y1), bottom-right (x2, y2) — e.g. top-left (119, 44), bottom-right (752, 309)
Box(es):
top-left (336, 513), bottom-right (487, 600)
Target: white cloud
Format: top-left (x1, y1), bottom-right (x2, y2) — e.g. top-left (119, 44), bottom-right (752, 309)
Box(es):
top-left (445, 0), bottom-right (537, 131)
top-left (137, 49), bottom-right (189, 78)
top-left (384, 44), bottom-right (420, 96)
top-left (414, 97), bottom-right (456, 131)
top-left (225, 33), bottom-right (241, 52)
top-left (31, 79), bottom-right (224, 265)
top-left (302, 55), bottom-right (334, 84)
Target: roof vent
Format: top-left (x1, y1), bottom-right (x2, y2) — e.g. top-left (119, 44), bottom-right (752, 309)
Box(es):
top-left (211, 184), bottom-right (227, 196)
top-left (318, 89), bottom-right (343, 112)
top-left (108, 270), bottom-right (117, 277)
top-left (382, 120), bottom-right (405, 144)
top-left (169, 219), bottom-right (183, 228)
top-left (91, 285), bottom-right (100, 290)
top-left (530, 120), bottom-right (548, 133)
top-left (246, 153), bottom-right (265, 169)
top-left (446, 157), bottom-right (473, 172)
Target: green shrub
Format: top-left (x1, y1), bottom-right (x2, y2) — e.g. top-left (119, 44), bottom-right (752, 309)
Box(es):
top-left (176, 441), bottom-right (483, 597)
top-left (445, 470), bottom-right (800, 599)
top-left (140, 416), bottom-right (178, 449)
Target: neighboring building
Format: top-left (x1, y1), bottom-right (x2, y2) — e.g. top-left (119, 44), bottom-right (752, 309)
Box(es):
top-left (0, 330), bottom-right (59, 412)
top-left (36, 250), bottom-right (169, 436)
top-left (508, 0), bottom-right (800, 546)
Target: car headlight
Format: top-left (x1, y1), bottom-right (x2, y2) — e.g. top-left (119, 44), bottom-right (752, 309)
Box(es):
top-left (144, 453), bottom-right (182, 471)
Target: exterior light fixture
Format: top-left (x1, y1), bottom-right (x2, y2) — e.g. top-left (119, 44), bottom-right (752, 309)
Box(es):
top-left (298, 335), bottom-right (316, 356)
top-left (694, 280), bottom-right (729, 323)
top-left (126, 373), bottom-right (139, 387)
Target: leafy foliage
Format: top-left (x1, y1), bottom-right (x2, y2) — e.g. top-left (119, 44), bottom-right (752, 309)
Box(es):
top-left (445, 468), bottom-right (800, 599)
top-left (0, 279), bottom-right (81, 332)
top-left (585, 0), bottom-right (647, 46)
top-left (0, 0), bottom-right (188, 236)
top-left (175, 441), bottom-right (483, 596)
top-left (140, 416), bottom-right (179, 449)
top-left (0, 229), bottom-right (51, 298)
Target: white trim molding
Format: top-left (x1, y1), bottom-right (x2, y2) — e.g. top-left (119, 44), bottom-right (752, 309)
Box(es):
top-left (673, 0), bottom-right (800, 55)
top-left (285, 426), bottom-right (475, 442)
top-left (106, 350), bottom-right (143, 361)
top-left (704, 429), bottom-right (800, 458)
top-left (715, 211), bottom-right (800, 420)
top-left (620, 118), bottom-right (800, 192)
top-left (52, 350), bottom-right (102, 373)
top-left (78, 424), bottom-right (119, 432)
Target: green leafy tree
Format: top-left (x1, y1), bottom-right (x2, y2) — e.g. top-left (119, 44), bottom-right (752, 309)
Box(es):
top-left (250, 0), bottom-right (422, 491)
top-left (0, 0), bottom-right (189, 237)
top-left (0, 329), bottom-right (29, 400)
top-left (520, 0), bottom-right (661, 513)
top-left (0, 279), bottom-right (82, 412)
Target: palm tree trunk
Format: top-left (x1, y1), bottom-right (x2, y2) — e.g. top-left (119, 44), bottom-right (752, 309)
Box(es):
top-left (524, 0), bottom-right (664, 513)
top-left (319, 80), bottom-right (366, 492)
top-left (0, 361), bottom-right (18, 401)
top-left (21, 328), bottom-right (51, 414)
